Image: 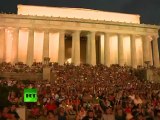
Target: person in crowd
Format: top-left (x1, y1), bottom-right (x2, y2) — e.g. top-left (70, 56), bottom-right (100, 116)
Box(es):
top-left (102, 107), bottom-right (115, 120)
top-left (47, 111), bottom-right (58, 120)
top-left (30, 103), bottom-right (41, 119)
top-left (45, 99), bottom-right (57, 112)
top-left (76, 106), bottom-right (87, 120)
top-left (82, 110), bottom-right (97, 120)
top-left (9, 112), bottom-right (19, 120)
top-left (8, 91), bottom-right (19, 104)
top-left (93, 104), bottom-right (103, 120)
top-left (115, 108), bottom-right (125, 120)
top-left (0, 110), bottom-right (7, 120)
top-left (154, 109), bottom-right (160, 120)
top-left (8, 104), bottom-right (19, 120)
top-left (57, 107), bottom-right (68, 120)
top-left (2, 107), bottom-right (12, 120)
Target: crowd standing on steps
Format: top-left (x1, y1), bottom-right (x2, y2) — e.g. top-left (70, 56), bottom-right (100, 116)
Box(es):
top-left (0, 63), bottom-right (160, 120)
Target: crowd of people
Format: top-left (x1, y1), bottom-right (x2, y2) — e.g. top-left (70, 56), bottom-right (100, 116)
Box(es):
top-left (0, 62), bottom-right (43, 73)
top-left (0, 63), bottom-right (160, 120)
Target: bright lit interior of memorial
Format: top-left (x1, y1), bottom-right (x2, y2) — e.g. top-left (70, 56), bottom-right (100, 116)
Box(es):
top-left (2, 5), bottom-right (154, 66)
top-left (5, 29), bottom-right (153, 66)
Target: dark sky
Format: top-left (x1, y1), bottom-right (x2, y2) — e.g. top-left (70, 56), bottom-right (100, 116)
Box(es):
top-left (0, 0), bottom-right (160, 25)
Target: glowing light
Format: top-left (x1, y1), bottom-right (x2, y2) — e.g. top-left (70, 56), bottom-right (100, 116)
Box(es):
top-left (123, 36), bottom-right (131, 65)
top-left (149, 42), bottom-right (153, 65)
top-left (100, 34), bottom-right (104, 64)
top-left (18, 5), bottom-right (140, 24)
top-left (34, 32), bottom-right (44, 62)
top-left (110, 35), bottom-right (118, 64)
top-left (5, 29), bottom-right (13, 62)
top-left (136, 37), bottom-right (143, 66)
top-left (49, 33), bottom-right (59, 62)
top-left (18, 30), bottom-right (28, 63)
top-left (0, 28), bottom-right (5, 62)
top-left (65, 58), bottom-right (72, 64)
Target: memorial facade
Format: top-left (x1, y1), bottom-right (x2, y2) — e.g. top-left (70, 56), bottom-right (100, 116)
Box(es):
top-left (0, 5), bottom-right (159, 68)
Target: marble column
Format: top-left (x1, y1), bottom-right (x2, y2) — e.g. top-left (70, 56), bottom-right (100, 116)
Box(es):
top-left (72, 30), bottom-right (80, 65)
top-left (118, 34), bottom-right (124, 66)
top-left (12, 28), bottom-right (19, 64)
top-left (149, 40), bottom-right (153, 65)
top-left (104, 33), bottom-right (110, 67)
top-left (71, 33), bottom-right (75, 64)
top-left (27, 29), bottom-right (34, 66)
top-left (152, 36), bottom-right (160, 67)
top-left (130, 35), bottom-right (137, 68)
top-left (142, 36), bottom-right (150, 65)
top-left (100, 35), bottom-right (104, 64)
top-left (90, 31), bottom-right (96, 66)
top-left (58, 30), bottom-right (65, 65)
top-left (0, 28), bottom-right (5, 62)
top-left (86, 34), bottom-right (91, 64)
top-left (43, 30), bottom-right (49, 61)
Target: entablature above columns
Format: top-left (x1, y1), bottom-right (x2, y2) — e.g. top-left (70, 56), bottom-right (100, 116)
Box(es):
top-left (0, 14), bottom-right (159, 37)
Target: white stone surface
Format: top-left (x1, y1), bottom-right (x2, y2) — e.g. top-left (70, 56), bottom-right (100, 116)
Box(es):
top-left (18, 5), bottom-right (140, 24)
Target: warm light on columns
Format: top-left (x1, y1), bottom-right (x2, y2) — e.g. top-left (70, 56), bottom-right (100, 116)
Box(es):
top-left (110, 35), bottom-right (118, 64)
top-left (135, 37), bottom-right (143, 66)
top-left (49, 33), bottom-right (59, 62)
top-left (72, 30), bottom-right (81, 65)
top-left (148, 36), bottom-right (153, 65)
top-left (118, 34), bottom-right (124, 66)
top-left (142, 36), bottom-right (150, 65)
top-left (90, 31), bottom-right (96, 66)
top-left (43, 30), bottom-right (49, 61)
top-left (152, 36), bottom-right (160, 67)
top-left (27, 29), bottom-right (34, 66)
top-left (86, 34), bottom-right (91, 64)
top-left (34, 32), bottom-right (44, 62)
top-left (0, 28), bottom-right (5, 62)
top-left (5, 29), bottom-right (13, 62)
top-left (104, 33), bottom-right (110, 67)
top-left (123, 35), bottom-right (131, 65)
top-left (18, 29), bottom-right (28, 63)
top-left (11, 28), bottom-right (19, 64)
top-left (100, 34), bottom-right (104, 64)
top-left (130, 35), bottom-right (137, 68)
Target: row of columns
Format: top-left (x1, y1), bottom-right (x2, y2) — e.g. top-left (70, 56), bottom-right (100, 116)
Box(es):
top-left (0, 27), bottom-right (159, 68)
top-left (0, 28), bottom-right (19, 64)
top-left (26, 29), bottom-right (52, 66)
top-left (65, 31), bottom-right (160, 68)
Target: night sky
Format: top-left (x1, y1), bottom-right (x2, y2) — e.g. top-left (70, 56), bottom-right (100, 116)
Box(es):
top-left (0, 0), bottom-right (160, 25)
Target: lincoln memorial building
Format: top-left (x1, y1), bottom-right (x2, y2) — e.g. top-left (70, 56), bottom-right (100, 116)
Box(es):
top-left (0, 5), bottom-right (159, 68)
